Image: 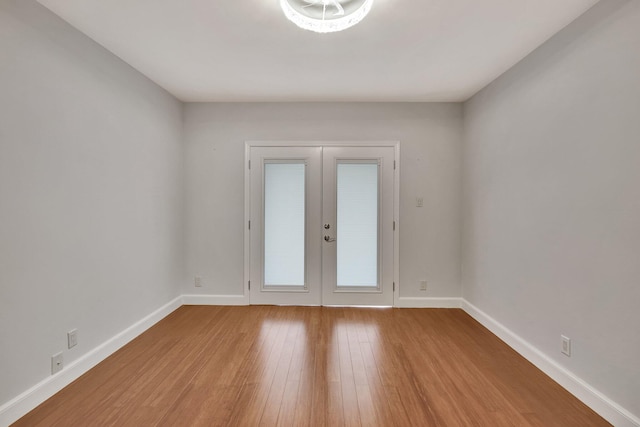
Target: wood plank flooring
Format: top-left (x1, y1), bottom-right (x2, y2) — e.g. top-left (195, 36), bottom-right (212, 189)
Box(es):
top-left (13, 306), bottom-right (610, 426)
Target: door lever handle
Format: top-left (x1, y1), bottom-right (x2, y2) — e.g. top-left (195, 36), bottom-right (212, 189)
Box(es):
top-left (324, 235), bottom-right (336, 242)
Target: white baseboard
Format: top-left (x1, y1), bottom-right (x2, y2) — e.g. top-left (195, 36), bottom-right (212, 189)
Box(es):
top-left (461, 299), bottom-right (640, 427)
top-left (182, 294), bottom-right (249, 306)
top-left (395, 296), bottom-right (462, 308)
top-left (3, 295), bottom-right (636, 427)
top-left (0, 296), bottom-right (183, 427)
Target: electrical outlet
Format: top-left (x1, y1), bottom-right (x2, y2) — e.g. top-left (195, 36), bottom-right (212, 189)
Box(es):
top-left (195, 276), bottom-right (202, 287)
top-left (420, 280), bottom-right (427, 291)
top-left (51, 352), bottom-right (63, 374)
top-left (561, 335), bottom-right (571, 357)
top-left (416, 197), bottom-right (424, 207)
top-left (68, 329), bottom-right (78, 349)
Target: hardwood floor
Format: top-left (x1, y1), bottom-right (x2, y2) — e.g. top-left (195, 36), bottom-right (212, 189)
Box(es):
top-left (13, 306), bottom-right (610, 426)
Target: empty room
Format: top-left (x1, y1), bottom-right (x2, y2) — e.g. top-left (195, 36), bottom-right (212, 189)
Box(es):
top-left (0, 0), bottom-right (638, 426)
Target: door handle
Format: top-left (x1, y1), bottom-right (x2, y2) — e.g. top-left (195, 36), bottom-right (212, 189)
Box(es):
top-left (324, 235), bottom-right (336, 242)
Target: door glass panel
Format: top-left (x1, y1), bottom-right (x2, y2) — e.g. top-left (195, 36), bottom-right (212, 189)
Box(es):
top-left (264, 162), bottom-right (305, 286)
top-left (336, 162), bottom-right (378, 287)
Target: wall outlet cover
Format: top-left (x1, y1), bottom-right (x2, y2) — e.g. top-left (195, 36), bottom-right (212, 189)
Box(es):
top-left (51, 352), bottom-right (63, 375)
top-left (561, 335), bottom-right (571, 357)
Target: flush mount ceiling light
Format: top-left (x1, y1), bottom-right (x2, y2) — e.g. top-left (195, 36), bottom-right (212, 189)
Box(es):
top-left (280, 0), bottom-right (374, 34)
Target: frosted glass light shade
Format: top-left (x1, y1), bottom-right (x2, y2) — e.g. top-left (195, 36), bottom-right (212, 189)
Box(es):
top-left (280, 0), bottom-right (374, 34)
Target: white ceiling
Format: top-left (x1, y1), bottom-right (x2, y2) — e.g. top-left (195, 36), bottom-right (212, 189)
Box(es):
top-left (37, 0), bottom-right (598, 102)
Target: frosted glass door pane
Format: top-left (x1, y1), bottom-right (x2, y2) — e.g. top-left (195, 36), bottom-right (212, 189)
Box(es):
top-left (337, 163), bottom-right (378, 287)
top-left (264, 163), bottom-right (305, 286)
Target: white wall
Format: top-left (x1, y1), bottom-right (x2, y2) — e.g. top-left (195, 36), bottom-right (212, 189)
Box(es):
top-left (6, 0), bottom-right (637, 422)
top-left (184, 103), bottom-right (462, 300)
top-left (0, 1), bottom-right (184, 407)
top-left (462, 0), bottom-right (640, 420)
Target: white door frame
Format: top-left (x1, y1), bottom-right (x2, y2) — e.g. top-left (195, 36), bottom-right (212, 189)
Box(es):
top-left (244, 141), bottom-right (400, 306)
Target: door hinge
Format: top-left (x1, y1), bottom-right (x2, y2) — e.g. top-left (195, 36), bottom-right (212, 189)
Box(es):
top-left (393, 160), bottom-right (396, 170)
top-left (393, 221), bottom-right (396, 231)
top-left (248, 281), bottom-right (251, 290)
top-left (248, 160), bottom-right (251, 169)
top-left (393, 282), bottom-right (396, 292)
top-left (248, 220), bottom-right (251, 230)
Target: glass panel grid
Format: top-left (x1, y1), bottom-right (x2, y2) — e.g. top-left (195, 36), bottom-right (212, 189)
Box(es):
top-left (264, 162), bottom-right (305, 286)
top-left (336, 162), bottom-right (379, 287)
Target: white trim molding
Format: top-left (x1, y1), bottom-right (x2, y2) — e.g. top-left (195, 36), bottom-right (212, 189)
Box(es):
top-left (182, 294), bottom-right (249, 306)
top-left (244, 140), bottom-right (401, 307)
top-left (0, 296), bottom-right (183, 427)
top-left (4, 295), bottom-right (636, 427)
top-left (395, 297), bottom-right (462, 308)
top-left (461, 300), bottom-right (640, 427)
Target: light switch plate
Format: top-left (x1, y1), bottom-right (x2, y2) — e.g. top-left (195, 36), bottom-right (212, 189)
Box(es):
top-left (68, 329), bottom-right (78, 349)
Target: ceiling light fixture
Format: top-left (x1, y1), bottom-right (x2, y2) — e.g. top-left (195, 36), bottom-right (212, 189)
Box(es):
top-left (280, 0), bottom-right (374, 34)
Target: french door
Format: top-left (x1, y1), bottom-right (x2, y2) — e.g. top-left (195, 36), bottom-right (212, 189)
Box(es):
top-left (248, 143), bottom-right (396, 306)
